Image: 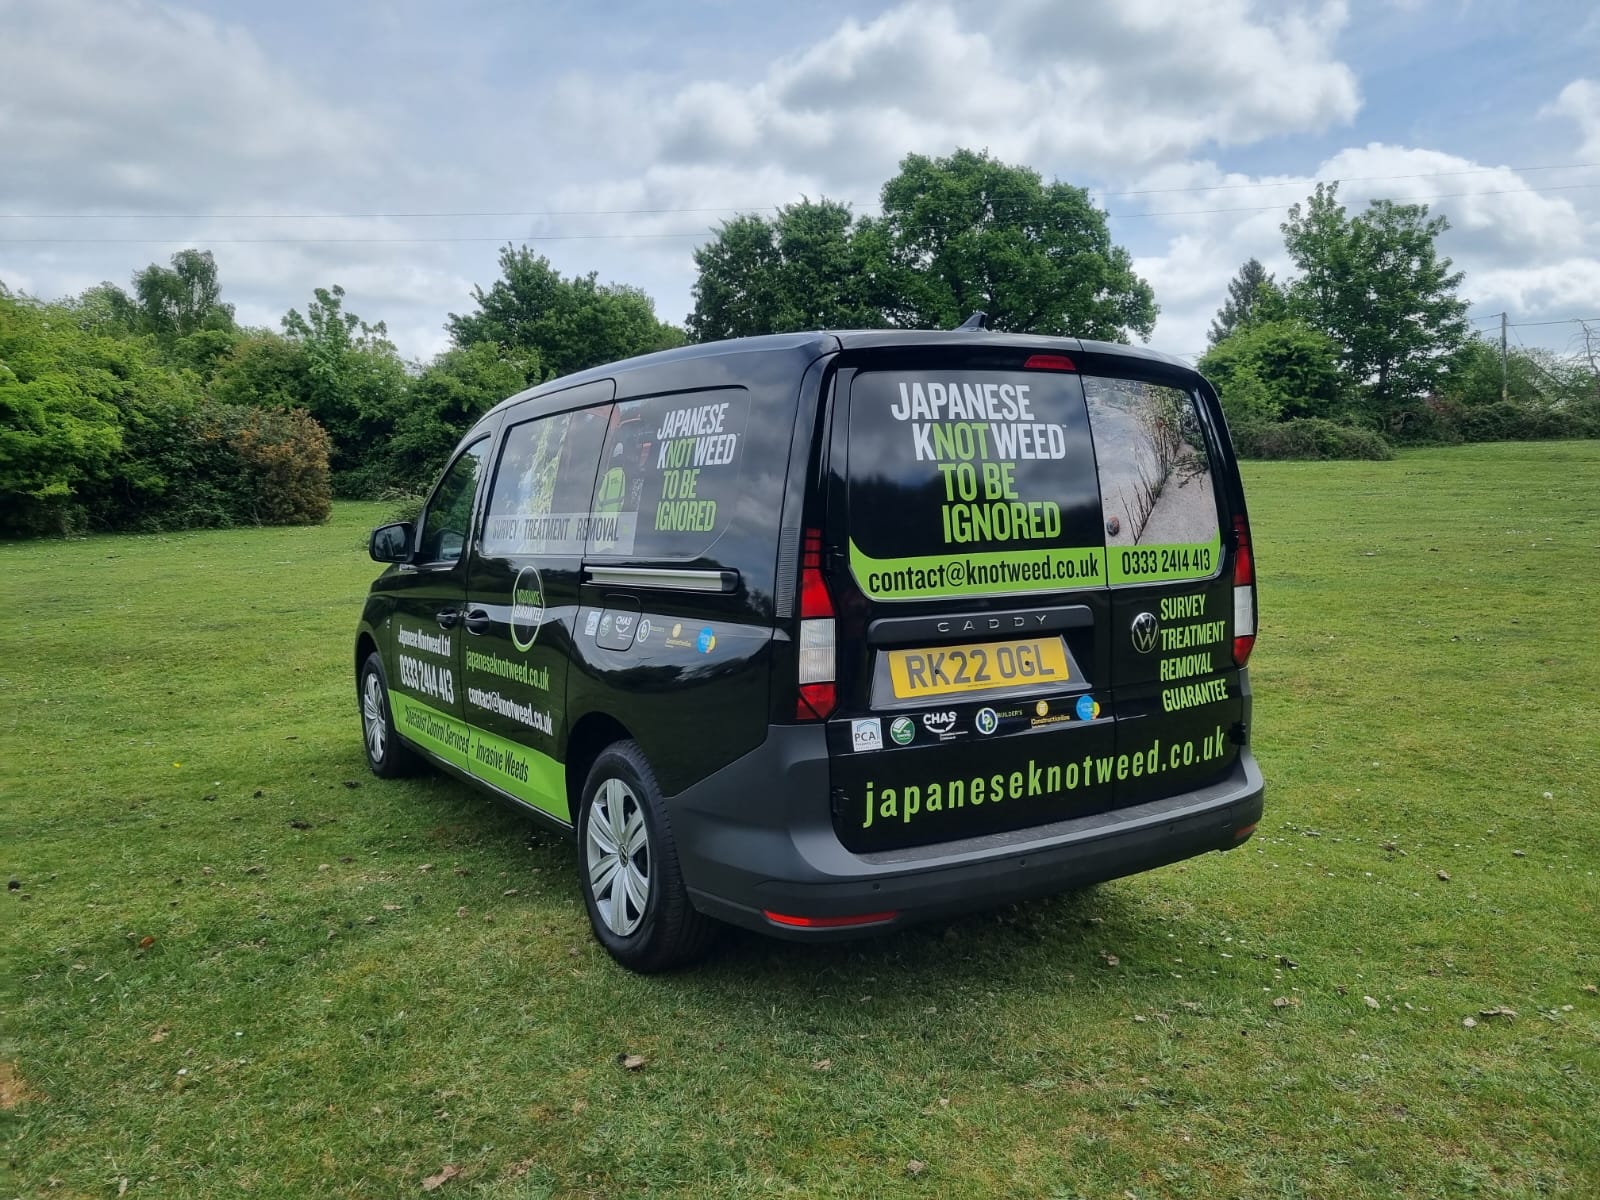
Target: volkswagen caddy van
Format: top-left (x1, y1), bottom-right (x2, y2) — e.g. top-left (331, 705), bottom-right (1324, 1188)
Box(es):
top-left (355, 330), bottom-right (1264, 971)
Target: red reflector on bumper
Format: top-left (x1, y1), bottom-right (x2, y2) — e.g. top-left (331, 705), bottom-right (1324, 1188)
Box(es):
top-left (1234, 822), bottom-right (1258, 841)
top-left (763, 909), bottom-right (899, 929)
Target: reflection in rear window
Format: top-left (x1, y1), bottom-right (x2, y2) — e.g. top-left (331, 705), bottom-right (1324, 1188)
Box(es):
top-left (1084, 377), bottom-right (1221, 584)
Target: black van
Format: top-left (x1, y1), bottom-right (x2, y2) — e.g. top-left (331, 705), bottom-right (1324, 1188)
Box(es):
top-left (355, 330), bottom-right (1263, 971)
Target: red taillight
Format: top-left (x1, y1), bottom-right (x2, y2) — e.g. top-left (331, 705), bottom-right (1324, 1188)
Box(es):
top-left (763, 909), bottom-right (899, 929)
top-left (1232, 513), bottom-right (1256, 666)
top-left (1023, 353), bottom-right (1077, 372)
top-left (796, 528), bottom-right (836, 720)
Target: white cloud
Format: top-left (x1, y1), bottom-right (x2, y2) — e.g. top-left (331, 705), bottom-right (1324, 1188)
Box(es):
top-left (3, 0), bottom-right (1593, 364)
top-left (1130, 144), bottom-right (1598, 357)
top-left (1542, 78), bottom-right (1600, 160)
top-left (0, 0), bottom-right (386, 211)
top-left (558, 0), bottom-right (1359, 206)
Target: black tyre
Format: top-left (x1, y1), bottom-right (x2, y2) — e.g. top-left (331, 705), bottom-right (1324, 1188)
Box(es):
top-left (577, 740), bottom-right (718, 972)
top-left (358, 651), bottom-right (422, 779)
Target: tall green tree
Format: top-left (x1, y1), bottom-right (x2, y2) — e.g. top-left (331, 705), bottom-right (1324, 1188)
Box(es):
top-left (688, 199), bottom-right (883, 342)
top-left (447, 247), bottom-right (684, 378)
top-left (0, 289), bottom-right (126, 532)
top-left (278, 285), bottom-right (410, 490)
top-left (132, 249), bottom-right (236, 339)
top-left (385, 343), bottom-right (540, 491)
top-left (1207, 258), bottom-right (1281, 345)
top-left (1281, 184), bottom-right (1469, 421)
top-left (872, 149), bottom-right (1156, 340)
top-left (67, 282), bottom-right (141, 338)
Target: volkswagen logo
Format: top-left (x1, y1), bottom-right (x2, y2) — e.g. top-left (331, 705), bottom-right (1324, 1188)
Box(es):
top-left (1130, 611), bottom-right (1160, 654)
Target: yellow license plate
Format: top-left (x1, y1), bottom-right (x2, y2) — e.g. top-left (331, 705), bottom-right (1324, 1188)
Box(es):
top-left (887, 637), bottom-right (1069, 699)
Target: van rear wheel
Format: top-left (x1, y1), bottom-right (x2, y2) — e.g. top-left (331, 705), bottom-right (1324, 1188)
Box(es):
top-left (359, 652), bottom-right (421, 778)
top-left (577, 741), bottom-right (717, 972)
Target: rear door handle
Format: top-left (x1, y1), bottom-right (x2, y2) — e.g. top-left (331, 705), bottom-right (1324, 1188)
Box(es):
top-left (436, 608), bottom-right (461, 629)
top-left (463, 608), bottom-right (492, 635)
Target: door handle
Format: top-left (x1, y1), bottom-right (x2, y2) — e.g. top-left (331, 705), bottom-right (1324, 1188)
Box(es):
top-left (463, 608), bottom-right (492, 635)
top-left (436, 608), bottom-right (461, 629)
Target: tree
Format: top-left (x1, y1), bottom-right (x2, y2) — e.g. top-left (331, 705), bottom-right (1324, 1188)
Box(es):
top-left (278, 285), bottom-right (410, 490)
top-left (872, 149), bottom-right (1156, 340)
top-left (132, 249), bottom-right (236, 340)
top-left (385, 343), bottom-right (540, 491)
top-left (688, 199), bottom-right (883, 342)
top-left (1198, 318), bottom-right (1347, 426)
top-left (447, 247), bottom-right (683, 378)
top-left (1207, 258), bottom-right (1282, 345)
top-left (0, 291), bottom-right (125, 532)
top-left (67, 282), bottom-right (140, 338)
top-left (1281, 184), bottom-right (1469, 422)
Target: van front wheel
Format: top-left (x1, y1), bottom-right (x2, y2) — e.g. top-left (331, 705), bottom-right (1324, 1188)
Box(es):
top-left (577, 741), bottom-right (717, 972)
top-left (359, 652), bottom-right (421, 778)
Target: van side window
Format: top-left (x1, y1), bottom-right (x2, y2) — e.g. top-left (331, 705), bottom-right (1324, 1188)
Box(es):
top-left (480, 407), bottom-right (611, 558)
top-left (585, 389), bottom-right (750, 560)
top-left (1083, 377), bottom-right (1222, 584)
top-left (416, 439), bottom-right (489, 564)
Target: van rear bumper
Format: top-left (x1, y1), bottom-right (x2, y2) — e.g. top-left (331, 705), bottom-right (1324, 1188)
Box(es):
top-left (671, 726), bottom-right (1265, 939)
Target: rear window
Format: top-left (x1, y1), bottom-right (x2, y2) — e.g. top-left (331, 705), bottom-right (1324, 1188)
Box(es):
top-left (1083, 377), bottom-right (1222, 584)
top-left (586, 388), bottom-right (750, 561)
top-left (846, 369), bottom-right (1107, 600)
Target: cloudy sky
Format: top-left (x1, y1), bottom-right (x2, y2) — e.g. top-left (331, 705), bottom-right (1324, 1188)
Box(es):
top-left (3, 0), bottom-right (1599, 364)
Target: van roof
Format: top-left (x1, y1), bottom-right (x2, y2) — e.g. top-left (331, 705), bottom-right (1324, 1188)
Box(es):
top-left (477, 329), bottom-right (1197, 427)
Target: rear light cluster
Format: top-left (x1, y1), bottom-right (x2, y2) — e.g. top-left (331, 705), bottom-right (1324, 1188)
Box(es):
top-left (1232, 512), bottom-right (1256, 666)
top-left (796, 528), bottom-right (837, 720)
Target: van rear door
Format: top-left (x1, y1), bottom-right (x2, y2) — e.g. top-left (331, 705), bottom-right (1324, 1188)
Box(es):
top-left (825, 354), bottom-right (1118, 853)
top-left (1081, 369), bottom-right (1246, 807)
top-left (821, 350), bottom-right (1246, 854)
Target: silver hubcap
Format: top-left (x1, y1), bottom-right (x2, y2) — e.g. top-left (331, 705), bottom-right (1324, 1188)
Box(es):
top-left (585, 778), bottom-right (650, 936)
top-left (362, 672), bottom-right (386, 763)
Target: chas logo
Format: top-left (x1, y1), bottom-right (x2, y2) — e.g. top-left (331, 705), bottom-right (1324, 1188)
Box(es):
top-left (921, 711), bottom-right (958, 736)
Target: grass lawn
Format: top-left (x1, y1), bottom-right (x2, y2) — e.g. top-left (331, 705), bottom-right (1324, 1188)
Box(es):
top-left (3, 441), bottom-right (1598, 1199)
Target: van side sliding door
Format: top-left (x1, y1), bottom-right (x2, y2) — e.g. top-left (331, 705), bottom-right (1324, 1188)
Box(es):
top-left (461, 386), bottom-right (614, 821)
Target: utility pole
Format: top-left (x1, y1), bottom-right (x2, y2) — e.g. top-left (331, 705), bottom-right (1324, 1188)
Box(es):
top-left (1500, 312), bottom-right (1508, 403)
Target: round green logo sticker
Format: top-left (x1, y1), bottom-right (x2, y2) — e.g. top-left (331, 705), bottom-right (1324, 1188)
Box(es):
top-left (889, 716), bottom-right (915, 746)
top-left (509, 566), bottom-right (546, 652)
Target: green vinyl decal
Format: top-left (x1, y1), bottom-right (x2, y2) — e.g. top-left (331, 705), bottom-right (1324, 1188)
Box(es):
top-left (850, 541), bottom-right (1106, 600)
top-left (1107, 533), bottom-right (1223, 585)
top-left (389, 691), bottom-right (568, 821)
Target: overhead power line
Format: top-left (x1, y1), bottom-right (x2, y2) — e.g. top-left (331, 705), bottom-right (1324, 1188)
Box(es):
top-left (4, 178), bottom-right (1599, 246)
top-left (3, 158), bottom-right (1598, 223)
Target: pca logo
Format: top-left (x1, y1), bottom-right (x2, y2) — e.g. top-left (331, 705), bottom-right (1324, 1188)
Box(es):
top-left (1130, 611), bottom-right (1160, 655)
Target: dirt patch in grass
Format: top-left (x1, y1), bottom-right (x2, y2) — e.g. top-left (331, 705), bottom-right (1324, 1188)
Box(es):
top-left (0, 1060), bottom-right (41, 1108)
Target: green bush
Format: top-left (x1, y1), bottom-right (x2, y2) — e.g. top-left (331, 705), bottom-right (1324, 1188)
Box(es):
top-left (1456, 401), bottom-right (1598, 443)
top-left (1231, 417), bottom-right (1393, 461)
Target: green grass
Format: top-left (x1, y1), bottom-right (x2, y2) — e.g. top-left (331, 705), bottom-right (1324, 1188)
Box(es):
top-left (3, 441), bottom-right (1599, 1199)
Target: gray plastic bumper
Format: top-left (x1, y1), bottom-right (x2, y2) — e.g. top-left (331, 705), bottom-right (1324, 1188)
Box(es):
top-left (668, 724), bottom-right (1265, 939)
